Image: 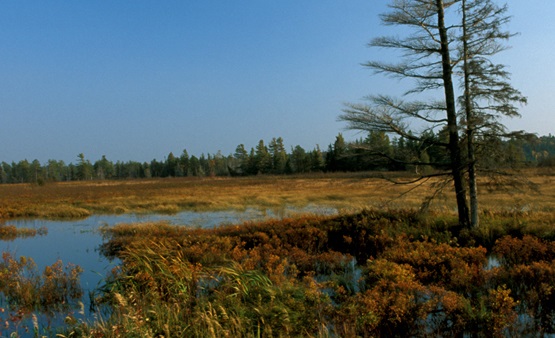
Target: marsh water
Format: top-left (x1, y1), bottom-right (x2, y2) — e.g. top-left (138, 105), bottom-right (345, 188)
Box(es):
top-left (0, 205), bottom-right (337, 329)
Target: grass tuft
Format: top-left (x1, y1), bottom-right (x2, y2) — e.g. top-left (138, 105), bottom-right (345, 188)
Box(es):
top-left (0, 224), bottom-right (48, 241)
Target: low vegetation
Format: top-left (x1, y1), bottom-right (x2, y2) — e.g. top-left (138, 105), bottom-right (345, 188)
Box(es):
top-left (0, 224), bottom-right (47, 241)
top-left (48, 209), bottom-right (554, 337)
top-left (0, 253), bottom-right (83, 337)
top-left (0, 170), bottom-right (553, 221)
top-left (1, 172), bottom-right (554, 336)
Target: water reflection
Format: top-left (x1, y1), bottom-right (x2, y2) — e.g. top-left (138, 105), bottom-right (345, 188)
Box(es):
top-left (0, 206), bottom-right (336, 334)
top-left (0, 206), bottom-right (337, 295)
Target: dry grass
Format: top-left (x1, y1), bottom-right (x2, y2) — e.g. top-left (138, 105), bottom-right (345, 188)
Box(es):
top-left (0, 170), bottom-right (553, 223)
top-left (0, 224), bottom-right (47, 241)
top-left (84, 207), bottom-right (555, 336)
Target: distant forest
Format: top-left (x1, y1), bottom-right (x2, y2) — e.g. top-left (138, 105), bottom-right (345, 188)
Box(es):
top-left (1, 133), bottom-right (555, 184)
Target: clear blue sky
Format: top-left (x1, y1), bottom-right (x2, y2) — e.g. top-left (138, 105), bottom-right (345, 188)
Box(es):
top-left (1, 1), bottom-right (552, 164)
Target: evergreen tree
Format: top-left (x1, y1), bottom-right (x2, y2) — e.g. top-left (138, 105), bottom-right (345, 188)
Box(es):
top-left (114, 161), bottom-right (126, 178)
top-left (326, 133), bottom-right (348, 172)
top-left (362, 131), bottom-right (393, 170)
top-left (310, 145), bottom-right (325, 172)
top-left (164, 152), bottom-right (178, 177)
top-left (246, 148), bottom-right (257, 175)
top-left (459, 0), bottom-right (526, 227)
top-left (254, 140), bottom-right (272, 174)
top-left (341, 1), bottom-right (471, 226)
top-left (13, 160), bottom-right (31, 183)
top-left (30, 159), bottom-right (43, 184)
top-left (234, 144), bottom-right (249, 175)
top-left (269, 137), bottom-right (287, 174)
top-left (150, 159), bottom-right (164, 178)
top-left (290, 145), bottom-right (311, 173)
top-left (199, 154), bottom-right (209, 176)
top-left (341, 0), bottom-right (525, 228)
top-left (126, 161), bottom-right (144, 179)
top-left (76, 153), bottom-right (92, 180)
top-left (180, 149), bottom-right (190, 177)
top-left (213, 150), bottom-right (229, 176)
top-left (189, 155), bottom-right (201, 176)
top-left (94, 155), bottom-right (115, 180)
top-left (67, 163), bottom-right (76, 181)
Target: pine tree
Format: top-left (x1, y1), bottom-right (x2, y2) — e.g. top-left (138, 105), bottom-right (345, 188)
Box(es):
top-left (310, 145), bottom-right (325, 172)
top-left (326, 133), bottom-right (348, 172)
top-left (180, 149), bottom-right (190, 177)
top-left (76, 153), bottom-right (92, 181)
top-left (269, 137), bottom-right (287, 174)
top-left (459, 0), bottom-right (526, 227)
top-left (254, 140), bottom-right (272, 174)
top-left (234, 144), bottom-right (249, 175)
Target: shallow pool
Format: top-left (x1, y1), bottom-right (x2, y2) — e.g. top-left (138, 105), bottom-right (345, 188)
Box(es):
top-left (1, 205), bottom-right (337, 297)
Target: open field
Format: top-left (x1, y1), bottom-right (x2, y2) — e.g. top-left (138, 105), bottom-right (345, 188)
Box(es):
top-left (1, 169), bottom-right (554, 223)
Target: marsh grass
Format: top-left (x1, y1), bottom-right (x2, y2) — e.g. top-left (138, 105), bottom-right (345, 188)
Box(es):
top-left (91, 237), bottom-right (330, 337)
top-left (0, 224), bottom-right (47, 241)
top-left (0, 252), bottom-right (84, 337)
top-left (1, 170), bottom-right (551, 221)
top-left (2, 170), bottom-right (555, 336)
top-left (67, 207), bottom-right (555, 336)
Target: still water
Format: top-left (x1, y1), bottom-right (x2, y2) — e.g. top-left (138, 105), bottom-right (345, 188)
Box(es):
top-left (1, 206), bottom-right (337, 297)
top-left (0, 206), bottom-right (337, 333)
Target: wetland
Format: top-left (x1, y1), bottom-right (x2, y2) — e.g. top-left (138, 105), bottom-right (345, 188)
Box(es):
top-left (1, 172), bottom-right (555, 336)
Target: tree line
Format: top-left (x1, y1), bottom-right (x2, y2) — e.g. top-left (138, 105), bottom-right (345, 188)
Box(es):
top-left (1, 133), bottom-right (553, 184)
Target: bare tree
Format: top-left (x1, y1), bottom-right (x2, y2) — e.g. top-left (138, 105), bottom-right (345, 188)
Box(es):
top-left (341, 0), bottom-right (526, 228)
top-left (459, 0), bottom-right (527, 227)
top-left (341, 0), bottom-right (470, 226)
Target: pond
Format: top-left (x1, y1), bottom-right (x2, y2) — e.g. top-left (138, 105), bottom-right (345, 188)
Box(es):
top-left (0, 205), bottom-right (338, 332)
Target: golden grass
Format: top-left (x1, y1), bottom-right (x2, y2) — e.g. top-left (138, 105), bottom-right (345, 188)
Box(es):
top-left (87, 207), bottom-right (555, 336)
top-left (0, 224), bottom-right (47, 240)
top-left (0, 170), bottom-right (553, 223)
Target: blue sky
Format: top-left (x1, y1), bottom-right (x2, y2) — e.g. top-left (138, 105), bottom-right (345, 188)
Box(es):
top-left (1, 1), bottom-right (553, 164)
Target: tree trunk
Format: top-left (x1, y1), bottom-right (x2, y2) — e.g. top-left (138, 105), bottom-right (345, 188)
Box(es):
top-left (436, 0), bottom-right (470, 227)
top-left (462, 0), bottom-right (479, 227)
